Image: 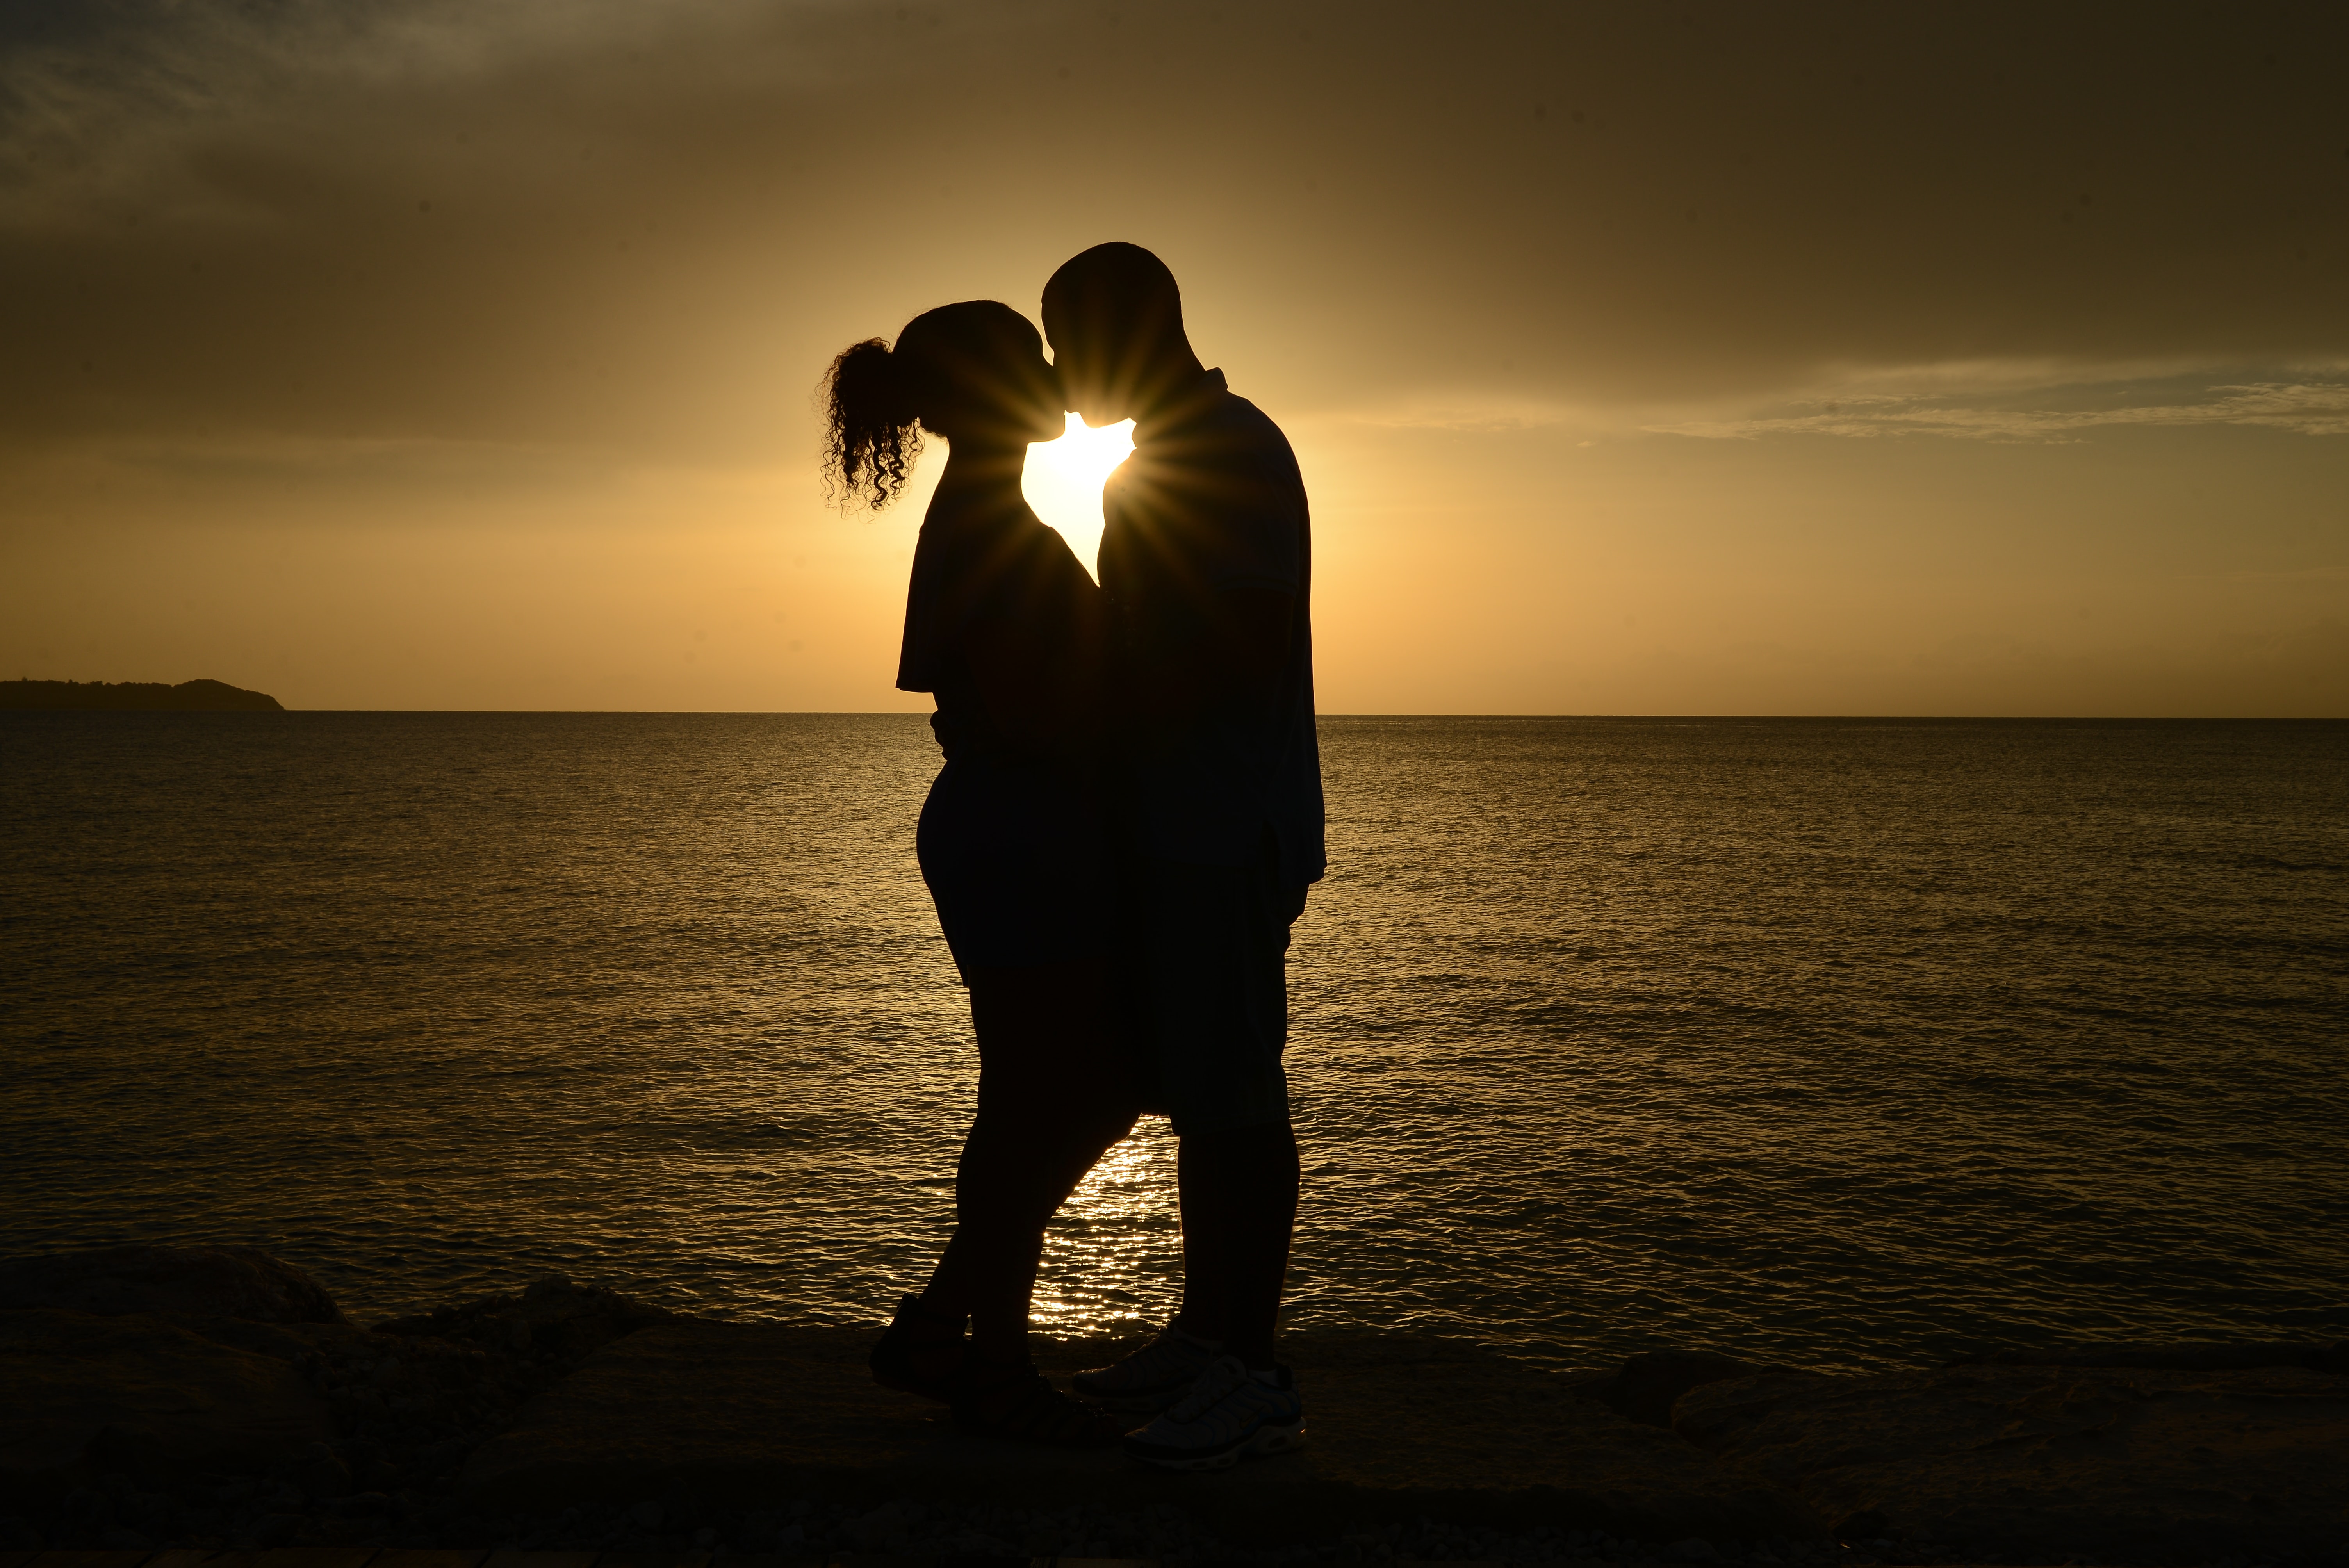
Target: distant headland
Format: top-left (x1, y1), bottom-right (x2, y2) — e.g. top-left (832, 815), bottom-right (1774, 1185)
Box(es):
top-left (2, 678), bottom-right (284, 712)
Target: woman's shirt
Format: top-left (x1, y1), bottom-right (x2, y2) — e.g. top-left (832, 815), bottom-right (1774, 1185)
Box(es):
top-left (895, 485), bottom-right (1102, 770)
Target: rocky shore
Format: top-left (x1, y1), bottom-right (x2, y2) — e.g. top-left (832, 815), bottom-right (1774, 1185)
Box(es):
top-left (2, 1247), bottom-right (2341, 1567)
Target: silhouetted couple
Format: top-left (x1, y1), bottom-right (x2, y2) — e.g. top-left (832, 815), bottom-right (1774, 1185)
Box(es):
top-left (820, 243), bottom-right (1324, 1471)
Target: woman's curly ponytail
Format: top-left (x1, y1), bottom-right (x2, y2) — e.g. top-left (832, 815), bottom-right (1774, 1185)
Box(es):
top-left (823, 338), bottom-right (920, 510)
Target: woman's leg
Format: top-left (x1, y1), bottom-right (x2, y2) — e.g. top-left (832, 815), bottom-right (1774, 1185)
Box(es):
top-left (920, 957), bottom-right (1139, 1360)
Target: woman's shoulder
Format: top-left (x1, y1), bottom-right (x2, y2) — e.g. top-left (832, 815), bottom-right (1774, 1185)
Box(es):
top-left (921, 479), bottom-right (1036, 529)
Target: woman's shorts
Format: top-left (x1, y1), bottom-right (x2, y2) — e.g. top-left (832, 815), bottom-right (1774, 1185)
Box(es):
top-left (916, 758), bottom-right (1113, 978)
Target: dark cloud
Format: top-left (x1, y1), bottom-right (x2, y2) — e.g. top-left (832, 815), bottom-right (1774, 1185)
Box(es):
top-left (4, 0), bottom-right (2346, 455)
top-left (1650, 374), bottom-right (2349, 441)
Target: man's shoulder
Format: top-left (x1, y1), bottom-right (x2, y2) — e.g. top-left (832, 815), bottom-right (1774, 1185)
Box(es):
top-left (1208, 388), bottom-right (1296, 458)
top-left (1164, 389), bottom-right (1302, 511)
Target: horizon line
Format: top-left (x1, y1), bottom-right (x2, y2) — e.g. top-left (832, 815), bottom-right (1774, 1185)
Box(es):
top-left (20, 709), bottom-right (2344, 722)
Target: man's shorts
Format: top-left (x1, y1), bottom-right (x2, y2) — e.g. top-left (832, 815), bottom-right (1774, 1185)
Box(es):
top-left (1126, 849), bottom-right (1307, 1135)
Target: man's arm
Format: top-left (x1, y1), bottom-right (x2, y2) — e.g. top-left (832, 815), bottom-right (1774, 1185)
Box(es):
top-left (1216, 584), bottom-right (1297, 704)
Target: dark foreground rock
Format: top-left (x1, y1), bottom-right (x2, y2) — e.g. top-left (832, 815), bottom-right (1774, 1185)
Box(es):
top-left (1946, 1341), bottom-right (2349, 1375)
top-left (0, 1308), bottom-right (331, 1493)
top-left (1674, 1361), bottom-right (2349, 1566)
top-left (0, 1246), bottom-right (344, 1324)
top-left (1564, 1351), bottom-right (1823, 1430)
top-left (6, 1246), bottom-right (2345, 1565)
top-left (377, 1277), bottom-right (674, 1364)
top-left (1, 1264), bottom-right (643, 1550)
top-left (462, 1320), bottom-right (1820, 1546)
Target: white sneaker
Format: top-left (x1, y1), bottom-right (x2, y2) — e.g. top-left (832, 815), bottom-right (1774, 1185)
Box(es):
top-left (1121, 1354), bottom-right (1306, 1472)
top-left (1070, 1325), bottom-right (1223, 1411)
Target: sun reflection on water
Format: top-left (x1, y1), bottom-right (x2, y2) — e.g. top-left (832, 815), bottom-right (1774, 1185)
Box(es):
top-left (1029, 1120), bottom-right (1183, 1336)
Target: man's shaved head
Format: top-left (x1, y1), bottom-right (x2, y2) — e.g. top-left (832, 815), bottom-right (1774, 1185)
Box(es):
top-left (1043, 242), bottom-right (1185, 340)
top-left (1043, 242), bottom-right (1202, 426)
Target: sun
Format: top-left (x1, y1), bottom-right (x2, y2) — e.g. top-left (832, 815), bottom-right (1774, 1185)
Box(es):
top-left (1022, 413), bottom-right (1135, 579)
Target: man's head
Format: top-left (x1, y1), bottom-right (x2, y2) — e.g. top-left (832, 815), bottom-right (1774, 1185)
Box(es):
top-left (1042, 242), bottom-right (1203, 426)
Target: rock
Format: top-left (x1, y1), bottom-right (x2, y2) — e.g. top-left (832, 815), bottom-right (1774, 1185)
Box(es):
top-left (0, 1307), bottom-right (333, 1499)
top-left (304, 1455), bottom-right (353, 1498)
top-left (374, 1273), bottom-right (672, 1362)
top-left (0, 1258), bottom-right (565, 1544)
top-left (1674, 1361), bottom-right (2349, 1565)
top-left (1570, 1350), bottom-right (1821, 1429)
top-left (0, 1245), bottom-right (344, 1324)
top-left (250, 1509), bottom-right (304, 1545)
top-left (461, 1320), bottom-right (1824, 1545)
top-left (1945, 1340), bottom-right (2349, 1375)
top-left (1829, 1508), bottom-right (1889, 1541)
top-left (847, 1500), bottom-right (921, 1551)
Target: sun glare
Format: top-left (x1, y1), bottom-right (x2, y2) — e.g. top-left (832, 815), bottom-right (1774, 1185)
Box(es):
top-left (1022, 413), bottom-right (1135, 579)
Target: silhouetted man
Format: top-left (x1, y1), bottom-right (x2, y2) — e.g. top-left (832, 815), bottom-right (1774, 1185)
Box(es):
top-left (1048, 242), bottom-right (1326, 1472)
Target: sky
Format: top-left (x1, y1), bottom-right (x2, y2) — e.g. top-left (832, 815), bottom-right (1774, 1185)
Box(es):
top-left (3, 0), bottom-right (2345, 714)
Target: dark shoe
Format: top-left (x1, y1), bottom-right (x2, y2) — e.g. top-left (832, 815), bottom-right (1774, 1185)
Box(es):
top-left (950, 1356), bottom-right (1125, 1448)
top-left (869, 1294), bottom-right (966, 1401)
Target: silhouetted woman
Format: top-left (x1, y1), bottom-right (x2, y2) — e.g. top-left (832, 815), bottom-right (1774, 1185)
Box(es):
top-left (822, 301), bottom-right (1135, 1447)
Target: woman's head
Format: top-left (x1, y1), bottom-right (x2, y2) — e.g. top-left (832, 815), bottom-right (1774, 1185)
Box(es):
top-left (822, 300), bottom-right (1062, 509)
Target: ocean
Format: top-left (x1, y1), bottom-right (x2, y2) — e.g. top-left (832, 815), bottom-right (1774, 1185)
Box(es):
top-left (4, 713), bottom-right (2344, 1373)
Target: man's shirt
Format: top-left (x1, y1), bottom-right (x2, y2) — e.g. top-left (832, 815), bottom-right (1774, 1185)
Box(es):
top-left (1098, 368), bottom-right (1326, 888)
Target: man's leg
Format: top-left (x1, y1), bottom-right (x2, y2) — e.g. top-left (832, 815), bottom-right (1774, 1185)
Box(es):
top-left (1077, 852), bottom-right (1309, 1429)
top-left (1158, 848), bottom-right (1304, 1366)
top-left (1172, 1118), bottom-right (1300, 1368)
top-left (1122, 1108), bottom-right (1309, 1470)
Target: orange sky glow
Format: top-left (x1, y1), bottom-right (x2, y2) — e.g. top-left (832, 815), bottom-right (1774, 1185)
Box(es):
top-left (4, 1), bottom-right (2344, 714)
